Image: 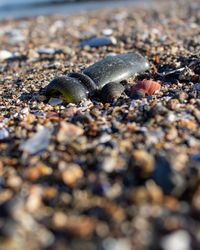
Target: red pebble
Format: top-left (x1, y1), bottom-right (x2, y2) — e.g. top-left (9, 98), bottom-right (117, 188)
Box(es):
top-left (131, 80), bottom-right (161, 96)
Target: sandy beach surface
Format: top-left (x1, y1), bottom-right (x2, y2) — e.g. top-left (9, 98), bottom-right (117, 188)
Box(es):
top-left (0, 0), bottom-right (200, 249)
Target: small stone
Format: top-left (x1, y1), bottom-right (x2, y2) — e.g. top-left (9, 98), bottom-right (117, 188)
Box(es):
top-left (153, 155), bottom-right (174, 194)
top-left (21, 107), bottom-right (29, 115)
top-left (53, 214), bottom-right (96, 239)
top-left (53, 211), bottom-right (68, 228)
top-left (131, 150), bottom-right (155, 178)
top-left (6, 29), bottom-right (25, 44)
top-left (102, 28), bottom-right (113, 36)
top-left (26, 162), bottom-right (52, 181)
top-left (26, 186), bottom-right (43, 212)
top-left (0, 50), bottom-right (12, 61)
top-left (177, 91), bottom-right (188, 102)
top-left (166, 127), bottom-right (178, 141)
top-left (20, 127), bottom-right (53, 155)
top-left (133, 187), bottom-right (148, 204)
top-left (57, 121), bottom-right (84, 143)
top-left (195, 83), bottom-right (200, 91)
top-left (178, 67), bottom-right (195, 81)
top-left (167, 98), bottom-right (179, 110)
top-left (61, 164), bottom-right (83, 188)
top-left (178, 119), bottom-right (197, 131)
top-left (37, 48), bottom-right (60, 55)
top-left (103, 238), bottom-right (131, 250)
top-left (146, 180), bottom-right (163, 204)
top-left (80, 36), bottom-right (117, 48)
top-left (192, 152), bottom-right (200, 162)
top-left (48, 97), bottom-right (63, 106)
top-left (6, 176), bottom-right (22, 190)
top-left (100, 82), bottom-right (125, 103)
top-left (0, 128), bottom-right (9, 141)
top-left (161, 230), bottom-right (191, 250)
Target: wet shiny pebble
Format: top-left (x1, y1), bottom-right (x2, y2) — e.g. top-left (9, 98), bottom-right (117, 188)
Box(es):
top-left (99, 82), bottom-right (125, 103)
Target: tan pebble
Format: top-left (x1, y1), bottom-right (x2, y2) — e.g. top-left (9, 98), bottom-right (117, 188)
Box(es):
top-left (26, 186), bottom-right (43, 212)
top-left (26, 167), bottom-right (40, 181)
top-left (146, 180), bottom-right (163, 204)
top-left (53, 212), bottom-right (68, 228)
top-left (43, 187), bottom-right (58, 200)
top-left (167, 99), bottom-right (179, 110)
top-left (37, 163), bottom-right (53, 176)
top-left (132, 150), bottom-right (155, 178)
top-left (95, 222), bottom-right (109, 237)
top-left (53, 212), bottom-right (96, 239)
top-left (0, 189), bottom-right (13, 204)
top-left (62, 164), bottom-right (83, 188)
top-left (164, 196), bottom-right (180, 211)
top-left (102, 201), bottom-right (126, 222)
top-left (26, 163), bottom-right (52, 181)
top-left (133, 187), bottom-right (148, 204)
top-left (6, 175), bottom-right (22, 190)
top-left (178, 119), bottom-right (197, 131)
top-left (61, 215), bottom-right (96, 239)
top-left (57, 121), bottom-right (84, 143)
top-left (166, 127), bottom-right (178, 141)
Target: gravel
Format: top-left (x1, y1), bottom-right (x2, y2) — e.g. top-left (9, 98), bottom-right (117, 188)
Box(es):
top-left (0, 0), bottom-right (200, 249)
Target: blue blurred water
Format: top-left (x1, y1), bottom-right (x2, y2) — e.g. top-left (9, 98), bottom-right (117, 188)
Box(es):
top-left (0, 0), bottom-right (148, 20)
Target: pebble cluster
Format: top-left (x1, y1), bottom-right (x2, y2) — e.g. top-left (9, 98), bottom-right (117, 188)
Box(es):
top-left (0, 0), bottom-right (200, 250)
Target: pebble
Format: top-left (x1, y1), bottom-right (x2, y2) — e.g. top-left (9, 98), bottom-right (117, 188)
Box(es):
top-left (48, 97), bottom-right (63, 106)
top-left (37, 48), bottom-right (62, 55)
top-left (80, 36), bottom-right (117, 48)
top-left (102, 28), bottom-right (113, 36)
top-left (0, 50), bottom-right (12, 61)
top-left (57, 121), bottom-right (84, 143)
top-left (195, 83), bottom-right (200, 91)
top-left (103, 238), bottom-right (131, 250)
top-left (0, 2), bottom-right (199, 250)
top-left (20, 127), bottom-right (53, 155)
top-left (6, 29), bottom-right (25, 44)
top-left (161, 230), bottom-right (191, 250)
top-left (61, 164), bottom-right (84, 188)
top-left (153, 155), bottom-right (175, 194)
top-left (131, 150), bottom-right (155, 179)
top-left (0, 128), bottom-right (9, 140)
top-left (6, 176), bottom-right (22, 190)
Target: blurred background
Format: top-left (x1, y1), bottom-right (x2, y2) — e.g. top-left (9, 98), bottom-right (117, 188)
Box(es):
top-left (0, 0), bottom-right (139, 20)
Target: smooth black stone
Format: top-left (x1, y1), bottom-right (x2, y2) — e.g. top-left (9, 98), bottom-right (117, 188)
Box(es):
top-left (46, 76), bottom-right (87, 103)
top-left (83, 52), bottom-right (149, 89)
top-left (99, 82), bottom-right (125, 103)
top-left (68, 72), bottom-right (97, 92)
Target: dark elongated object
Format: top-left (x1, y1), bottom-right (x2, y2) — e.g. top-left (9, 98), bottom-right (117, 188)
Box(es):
top-left (46, 52), bottom-right (149, 103)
